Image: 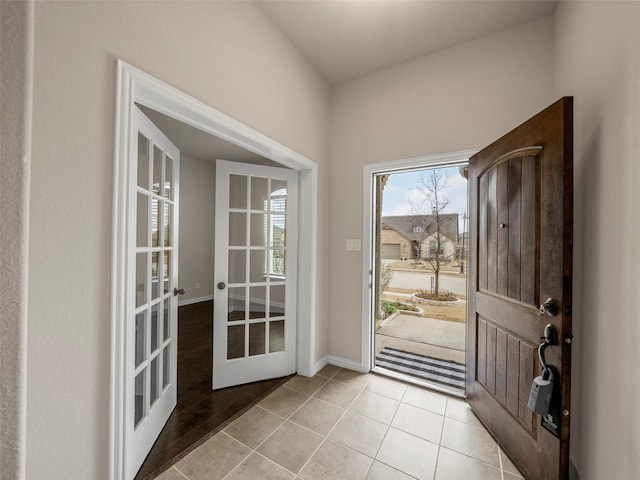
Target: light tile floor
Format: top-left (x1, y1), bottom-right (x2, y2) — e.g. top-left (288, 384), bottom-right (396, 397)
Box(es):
top-left (153, 366), bottom-right (525, 480)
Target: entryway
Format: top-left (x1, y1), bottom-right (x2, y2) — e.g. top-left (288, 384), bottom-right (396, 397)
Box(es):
top-left (362, 98), bottom-right (574, 480)
top-left (365, 160), bottom-right (470, 396)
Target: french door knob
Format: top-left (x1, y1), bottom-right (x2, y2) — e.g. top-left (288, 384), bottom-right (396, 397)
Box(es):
top-left (217, 282), bottom-right (226, 290)
top-left (174, 287), bottom-right (185, 296)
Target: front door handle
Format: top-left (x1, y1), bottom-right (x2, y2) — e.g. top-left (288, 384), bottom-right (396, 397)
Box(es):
top-left (540, 298), bottom-right (559, 316)
top-left (174, 287), bottom-right (185, 296)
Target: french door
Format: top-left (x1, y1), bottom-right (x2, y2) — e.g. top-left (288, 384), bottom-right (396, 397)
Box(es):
top-left (213, 160), bottom-right (298, 389)
top-left (126, 106), bottom-right (180, 478)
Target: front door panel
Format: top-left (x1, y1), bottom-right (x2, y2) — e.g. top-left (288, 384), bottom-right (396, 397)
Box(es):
top-left (467, 98), bottom-right (573, 479)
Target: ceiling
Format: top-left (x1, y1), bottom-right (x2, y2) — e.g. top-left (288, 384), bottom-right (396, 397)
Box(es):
top-left (140, 1), bottom-right (558, 162)
top-left (257, 0), bottom-right (558, 85)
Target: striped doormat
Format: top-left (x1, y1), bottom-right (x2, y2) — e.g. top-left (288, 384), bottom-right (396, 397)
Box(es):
top-left (375, 347), bottom-right (466, 393)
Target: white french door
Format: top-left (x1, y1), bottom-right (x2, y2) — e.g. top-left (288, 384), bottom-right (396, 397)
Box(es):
top-left (125, 107), bottom-right (180, 478)
top-left (213, 160), bottom-right (298, 389)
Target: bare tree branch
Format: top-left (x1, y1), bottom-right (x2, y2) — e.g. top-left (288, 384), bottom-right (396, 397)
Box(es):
top-left (408, 169), bottom-right (455, 296)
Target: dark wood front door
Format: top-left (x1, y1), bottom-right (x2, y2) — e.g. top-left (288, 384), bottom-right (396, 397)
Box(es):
top-left (467, 98), bottom-right (573, 480)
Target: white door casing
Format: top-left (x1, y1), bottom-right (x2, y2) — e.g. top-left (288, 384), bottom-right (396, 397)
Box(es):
top-left (111, 60), bottom-right (318, 480)
top-left (125, 107), bottom-right (180, 478)
top-left (361, 150), bottom-right (478, 374)
top-left (213, 160), bottom-right (298, 389)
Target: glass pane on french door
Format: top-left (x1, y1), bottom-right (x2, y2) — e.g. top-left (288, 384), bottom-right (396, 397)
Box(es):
top-left (225, 174), bottom-right (288, 360)
top-left (133, 129), bottom-right (175, 429)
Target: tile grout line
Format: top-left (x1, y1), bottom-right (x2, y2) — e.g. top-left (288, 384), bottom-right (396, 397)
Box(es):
top-left (295, 373), bottom-right (375, 478)
top-left (228, 407), bottom-right (289, 449)
top-left (218, 431), bottom-right (256, 480)
top-left (382, 384), bottom-right (459, 479)
top-left (432, 396), bottom-right (451, 480)
top-left (437, 444), bottom-right (506, 474)
top-left (292, 376), bottom-right (332, 395)
top-left (370, 380), bottom-right (449, 479)
top-left (372, 378), bottom-right (459, 479)
top-left (365, 379), bottom-right (410, 478)
top-left (171, 465), bottom-right (191, 480)
top-left (222, 449), bottom-right (299, 480)
top-left (220, 368), bottom-right (344, 480)
top-left (441, 401), bottom-right (508, 473)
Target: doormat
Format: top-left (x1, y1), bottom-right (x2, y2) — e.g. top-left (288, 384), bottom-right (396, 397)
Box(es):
top-left (375, 347), bottom-right (466, 394)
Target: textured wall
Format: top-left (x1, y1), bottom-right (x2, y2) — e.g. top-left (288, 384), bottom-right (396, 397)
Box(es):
top-left (177, 154), bottom-right (216, 304)
top-left (27, 2), bottom-right (330, 478)
top-left (328, 17), bottom-right (555, 362)
top-left (553, 2), bottom-right (640, 478)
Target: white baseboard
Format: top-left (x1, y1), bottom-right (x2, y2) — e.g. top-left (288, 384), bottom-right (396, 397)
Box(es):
top-left (178, 295), bottom-right (214, 307)
top-left (327, 355), bottom-right (367, 373)
top-left (309, 355), bottom-right (367, 376)
top-left (313, 356), bottom-right (329, 375)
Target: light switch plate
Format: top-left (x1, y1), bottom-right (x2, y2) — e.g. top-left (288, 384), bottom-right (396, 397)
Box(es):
top-left (346, 239), bottom-right (361, 251)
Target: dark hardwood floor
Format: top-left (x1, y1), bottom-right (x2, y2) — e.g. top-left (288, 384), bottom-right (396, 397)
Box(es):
top-left (135, 300), bottom-right (291, 480)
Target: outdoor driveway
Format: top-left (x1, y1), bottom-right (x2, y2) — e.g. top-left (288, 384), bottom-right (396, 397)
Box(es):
top-left (388, 270), bottom-right (467, 295)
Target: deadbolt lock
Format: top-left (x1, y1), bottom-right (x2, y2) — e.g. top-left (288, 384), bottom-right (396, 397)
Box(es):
top-left (540, 298), bottom-right (559, 316)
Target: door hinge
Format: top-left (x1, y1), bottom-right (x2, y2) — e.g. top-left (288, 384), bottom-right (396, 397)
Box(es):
top-left (564, 304), bottom-right (572, 316)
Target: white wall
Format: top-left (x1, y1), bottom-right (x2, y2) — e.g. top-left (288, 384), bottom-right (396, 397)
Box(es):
top-left (27, 2), bottom-right (330, 478)
top-left (553, 2), bottom-right (640, 478)
top-left (178, 154), bottom-right (216, 304)
top-left (328, 16), bottom-right (556, 362)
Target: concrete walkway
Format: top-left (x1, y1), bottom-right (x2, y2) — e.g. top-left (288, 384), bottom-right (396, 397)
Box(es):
top-left (375, 313), bottom-right (466, 364)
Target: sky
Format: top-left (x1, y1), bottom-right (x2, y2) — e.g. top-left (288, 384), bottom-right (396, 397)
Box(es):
top-left (381, 165), bottom-right (469, 232)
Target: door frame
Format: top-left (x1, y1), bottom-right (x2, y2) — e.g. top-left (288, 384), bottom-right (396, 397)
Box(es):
top-left (110, 60), bottom-right (318, 480)
top-left (361, 149), bottom-right (477, 375)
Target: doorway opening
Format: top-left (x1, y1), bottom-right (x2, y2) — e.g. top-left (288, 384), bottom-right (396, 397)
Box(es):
top-left (132, 107), bottom-right (296, 479)
top-left (111, 60), bottom-right (318, 480)
top-left (363, 152), bottom-right (473, 397)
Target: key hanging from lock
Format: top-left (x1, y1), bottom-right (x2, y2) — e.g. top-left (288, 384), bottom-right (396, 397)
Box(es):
top-left (527, 324), bottom-right (558, 415)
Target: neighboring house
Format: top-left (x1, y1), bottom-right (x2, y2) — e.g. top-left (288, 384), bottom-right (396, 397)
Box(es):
top-left (381, 214), bottom-right (459, 261)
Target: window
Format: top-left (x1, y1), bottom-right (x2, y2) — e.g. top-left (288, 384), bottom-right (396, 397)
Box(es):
top-left (429, 242), bottom-right (444, 256)
top-left (268, 188), bottom-right (287, 276)
top-left (412, 226), bottom-right (423, 233)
